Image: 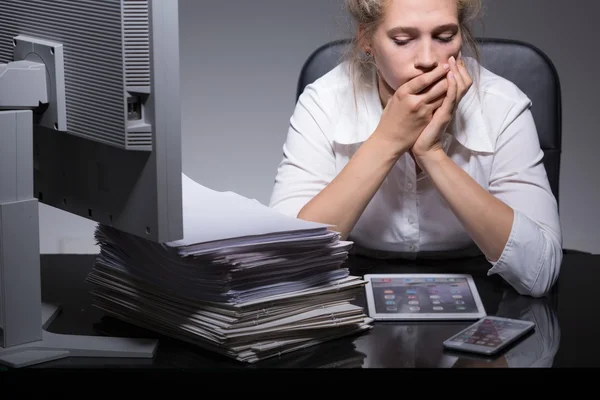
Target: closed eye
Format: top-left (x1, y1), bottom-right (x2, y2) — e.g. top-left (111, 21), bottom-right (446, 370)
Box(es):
top-left (393, 34), bottom-right (456, 46)
top-left (393, 39), bottom-right (411, 46)
top-left (437, 35), bottom-right (456, 43)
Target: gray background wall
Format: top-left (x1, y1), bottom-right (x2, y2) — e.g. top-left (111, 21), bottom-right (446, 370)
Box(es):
top-left (39, 0), bottom-right (599, 254)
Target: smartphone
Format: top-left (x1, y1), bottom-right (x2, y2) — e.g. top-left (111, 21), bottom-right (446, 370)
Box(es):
top-left (443, 316), bottom-right (535, 356)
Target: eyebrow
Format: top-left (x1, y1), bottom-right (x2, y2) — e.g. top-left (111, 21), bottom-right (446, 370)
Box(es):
top-left (387, 23), bottom-right (459, 36)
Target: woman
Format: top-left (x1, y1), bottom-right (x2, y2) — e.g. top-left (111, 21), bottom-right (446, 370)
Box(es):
top-left (269, 0), bottom-right (562, 297)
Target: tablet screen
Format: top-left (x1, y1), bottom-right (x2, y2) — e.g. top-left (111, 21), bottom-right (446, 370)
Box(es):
top-left (371, 277), bottom-right (479, 314)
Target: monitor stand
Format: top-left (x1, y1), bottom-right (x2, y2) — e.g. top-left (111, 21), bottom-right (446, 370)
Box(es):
top-left (0, 303), bottom-right (158, 368)
top-left (0, 60), bottom-right (159, 368)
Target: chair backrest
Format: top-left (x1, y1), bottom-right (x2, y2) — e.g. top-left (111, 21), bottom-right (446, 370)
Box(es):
top-left (296, 38), bottom-right (562, 205)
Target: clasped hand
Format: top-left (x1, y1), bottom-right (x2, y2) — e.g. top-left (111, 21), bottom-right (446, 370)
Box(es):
top-left (373, 55), bottom-right (473, 164)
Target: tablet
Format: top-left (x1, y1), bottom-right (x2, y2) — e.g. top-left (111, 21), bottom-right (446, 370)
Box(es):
top-left (363, 274), bottom-right (487, 321)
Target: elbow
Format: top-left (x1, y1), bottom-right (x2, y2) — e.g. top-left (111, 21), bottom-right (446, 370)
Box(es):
top-left (524, 283), bottom-right (554, 299)
top-left (523, 285), bottom-right (554, 299)
top-left (491, 224), bottom-right (563, 298)
top-left (297, 207), bottom-right (349, 239)
top-left (523, 235), bottom-right (563, 298)
top-left (512, 269), bottom-right (557, 298)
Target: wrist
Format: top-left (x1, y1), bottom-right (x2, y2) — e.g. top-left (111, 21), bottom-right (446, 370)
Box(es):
top-left (369, 131), bottom-right (410, 160)
top-left (414, 148), bottom-right (449, 171)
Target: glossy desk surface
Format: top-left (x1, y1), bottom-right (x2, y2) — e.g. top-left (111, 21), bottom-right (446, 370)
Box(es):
top-left (27, 252), bottom-right (600, 368)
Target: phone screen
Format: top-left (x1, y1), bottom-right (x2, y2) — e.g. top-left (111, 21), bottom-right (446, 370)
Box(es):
top-left (444, 317), bottom-right (534, 354)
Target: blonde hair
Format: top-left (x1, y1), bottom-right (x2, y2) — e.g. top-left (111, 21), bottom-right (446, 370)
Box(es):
top-left (345, 0), bottom-right (484, 88)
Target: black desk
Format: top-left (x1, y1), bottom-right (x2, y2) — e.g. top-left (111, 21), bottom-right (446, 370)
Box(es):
top-left (25, 252), bottom-right (600, 368)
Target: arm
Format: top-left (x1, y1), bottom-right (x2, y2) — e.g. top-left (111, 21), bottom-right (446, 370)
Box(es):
top-left (418, 107), bottom-right (562, 297)
top-left (297, 136), bottom-right (403, 239)
top-left (268, 84), bottom-right (338, 218)
top-left (413, 57), bottom-right (562, 297)
top-left (416, 152), bottom-right (513, 262)
top-left (412, 62), bottom-right (513, 260)
top-left (412, 59), bottom-right (513, 260)
top-left (269, 84), bottom-right (405, 239)
top-left (271, 65), bottom-right (450, 239)
top-left (485, 106), bottom-right (562, 297)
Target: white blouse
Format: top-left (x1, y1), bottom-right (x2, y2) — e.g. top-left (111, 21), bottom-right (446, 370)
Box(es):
top-left (269, 57), bottom-right (563, 298)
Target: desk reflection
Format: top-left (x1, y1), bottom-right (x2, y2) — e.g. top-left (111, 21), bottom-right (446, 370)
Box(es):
top-left (488, 289), bottom-right (560, 368)
top-left (88, 287), bottom-right (559, 368)
top-left (353, 288), bottom-right (560, 368)
top-left (40, 286), bottom-right (559, 369)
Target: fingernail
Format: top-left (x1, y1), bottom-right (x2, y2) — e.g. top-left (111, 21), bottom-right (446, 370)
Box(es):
top-left (449, 72), bottom-right (454, 79)
top-left (450, 56), bottom-right (456, 64)
top-left (443, 63), bottom-right (450, 70)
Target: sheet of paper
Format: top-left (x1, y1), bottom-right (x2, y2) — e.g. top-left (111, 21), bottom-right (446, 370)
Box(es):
top-left (167, 173), bottom-right (333, 248)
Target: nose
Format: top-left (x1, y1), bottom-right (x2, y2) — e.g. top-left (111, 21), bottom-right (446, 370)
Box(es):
top-left (414, 39), bottom-right (438, 71)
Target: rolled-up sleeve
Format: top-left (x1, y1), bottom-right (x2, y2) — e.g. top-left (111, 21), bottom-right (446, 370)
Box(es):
top-left (268, 84), bottom-right (337, 217)
top-left (486, 102), bottom-right (563, 298)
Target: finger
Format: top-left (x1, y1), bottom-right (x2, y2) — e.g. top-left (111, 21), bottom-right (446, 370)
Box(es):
top-left (456, 57), bottom-right (473, 88)
top-left (445, 71), bottom-right (459, 113)
top-left (420, 76), bottom-right (449, 104)
top-left (429, 97), bottom-right (445, 114)
top-left (405, 63), bottom-right (451, 94)
top-left (434, 72), bottom-right (458, 121)
top-left (449, 56), bottom-right (465, 93)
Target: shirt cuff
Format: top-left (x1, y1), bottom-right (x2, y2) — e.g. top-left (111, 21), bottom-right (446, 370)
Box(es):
top-left (486, 209), bottom-right (549, 296)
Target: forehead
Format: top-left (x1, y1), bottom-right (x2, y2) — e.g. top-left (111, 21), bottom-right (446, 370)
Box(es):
top-left (383, 0), bottom-right (459, 27)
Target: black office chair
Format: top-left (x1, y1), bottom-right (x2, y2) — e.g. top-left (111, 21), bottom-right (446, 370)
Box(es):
top-left (296, 37), bottom-right (587, 255)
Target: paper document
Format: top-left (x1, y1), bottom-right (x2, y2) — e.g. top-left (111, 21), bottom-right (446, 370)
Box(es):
top-left (167, 173), bottom-right (332, 248)
top-left (86, 173), bottom-right (373, 363)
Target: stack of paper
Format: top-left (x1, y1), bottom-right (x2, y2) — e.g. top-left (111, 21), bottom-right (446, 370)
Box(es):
top-left (85, 174), bottom-right (373, 363)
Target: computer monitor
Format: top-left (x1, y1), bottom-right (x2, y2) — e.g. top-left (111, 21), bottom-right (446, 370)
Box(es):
top-left (0, 0), bottom-right (183, 368)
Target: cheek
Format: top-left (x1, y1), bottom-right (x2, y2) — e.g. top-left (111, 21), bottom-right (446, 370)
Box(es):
top-left (445, 38), bottom-right (463, 58)
top-left (376, 50), bottom-right (412, 90)
top-left (444, 43), bottom-right (462, 59)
